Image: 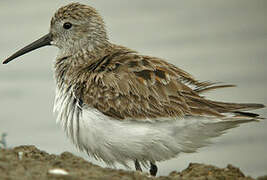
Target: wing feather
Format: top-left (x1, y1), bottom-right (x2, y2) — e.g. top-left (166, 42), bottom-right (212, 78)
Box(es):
top-left (70, 46), bottom-right (264, 121)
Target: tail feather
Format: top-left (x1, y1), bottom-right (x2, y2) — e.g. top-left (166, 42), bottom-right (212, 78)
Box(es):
top-left (234, 111), bottom-right (260, 118)
top-left (193, 82), bottom-right (265, 117)
top-left (195, 84), bottom-right (236, 94)
top-left (208, 100), bottom-right (265, 113)
top-left (205, 100), bottom-right (265, 121)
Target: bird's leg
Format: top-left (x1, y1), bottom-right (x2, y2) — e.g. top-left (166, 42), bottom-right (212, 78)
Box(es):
top-left (149, 162), bottom-right (158, 176)
top-left (134, 159), bottom-right (142, 172)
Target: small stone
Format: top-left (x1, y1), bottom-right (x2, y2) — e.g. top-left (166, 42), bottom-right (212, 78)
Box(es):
top-left (18, 151), bottom-right (23, 160)
top-left (48, 168), bottom-right (69, 175)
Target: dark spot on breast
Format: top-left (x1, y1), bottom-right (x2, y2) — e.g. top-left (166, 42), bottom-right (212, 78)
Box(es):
top-left (154, 69), bottom-right (166, 79)
top-left (134, 70), bottom-right (152, 80)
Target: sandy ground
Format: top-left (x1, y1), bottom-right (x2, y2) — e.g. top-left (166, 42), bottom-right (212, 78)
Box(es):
top-left (0, 145), bottom-right (266, 180)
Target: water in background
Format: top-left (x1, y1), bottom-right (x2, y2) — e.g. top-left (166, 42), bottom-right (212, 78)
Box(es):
top-left (1, 0), bottom-right (267, 177)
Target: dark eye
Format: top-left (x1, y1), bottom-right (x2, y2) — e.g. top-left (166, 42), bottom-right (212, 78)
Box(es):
top-left (63, 22), bottom-right (72, 29)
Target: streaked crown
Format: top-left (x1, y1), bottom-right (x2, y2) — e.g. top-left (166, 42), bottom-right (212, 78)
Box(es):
top-left (50, 3), bottom-right (108, 54)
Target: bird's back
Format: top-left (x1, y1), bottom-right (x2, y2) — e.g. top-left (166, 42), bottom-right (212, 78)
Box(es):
top-left (54, 44), bottom-right (264, 122)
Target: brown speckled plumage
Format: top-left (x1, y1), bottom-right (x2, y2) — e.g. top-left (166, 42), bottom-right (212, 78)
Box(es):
top-left (55, 44), bottom-right (264, 121)
top-left (52, 3), bottom-right (263, 121)
top-left (3, 2), bottom-right (265, 176)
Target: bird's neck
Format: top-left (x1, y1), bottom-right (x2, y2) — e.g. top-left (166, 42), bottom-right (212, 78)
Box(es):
top-left (54, 42), bottom-right (115, 89)
top-left (57, 40), bottom-right (112, 60)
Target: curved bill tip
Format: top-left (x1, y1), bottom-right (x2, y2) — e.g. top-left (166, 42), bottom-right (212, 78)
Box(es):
top-left (2, 33), bottom-right (52, 64)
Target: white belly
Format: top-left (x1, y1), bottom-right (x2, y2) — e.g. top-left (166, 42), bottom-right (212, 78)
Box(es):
top-left (78, 108), bottom-right (183, 166)
top-left (54, 87), bottom-right (246, 167)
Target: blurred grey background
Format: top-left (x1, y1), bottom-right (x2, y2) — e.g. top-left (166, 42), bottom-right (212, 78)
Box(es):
top-left (0, 0), bottom-right (266, 177)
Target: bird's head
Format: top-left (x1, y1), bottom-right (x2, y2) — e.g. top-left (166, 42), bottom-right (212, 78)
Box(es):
top-left (3, 3), bottom-right (108, 64)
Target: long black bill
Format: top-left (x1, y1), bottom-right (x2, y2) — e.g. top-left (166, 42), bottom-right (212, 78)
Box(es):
top-left (3, 33), bottom-right (52, 64)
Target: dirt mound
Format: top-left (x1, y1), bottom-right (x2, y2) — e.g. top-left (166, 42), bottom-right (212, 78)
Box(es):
top-left (0, 145), bottom-right (263, 180)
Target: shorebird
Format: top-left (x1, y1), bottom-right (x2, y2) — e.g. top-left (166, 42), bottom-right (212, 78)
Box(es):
top-left (3, 3), bottom-right (265, 176)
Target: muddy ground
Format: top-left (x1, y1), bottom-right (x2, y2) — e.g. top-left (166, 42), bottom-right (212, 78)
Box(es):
top-left (0, 145), bottom-right (266, 180)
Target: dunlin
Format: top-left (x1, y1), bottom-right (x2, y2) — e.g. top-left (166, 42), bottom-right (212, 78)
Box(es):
top-left (3, 3), bottom-right (265, 176)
